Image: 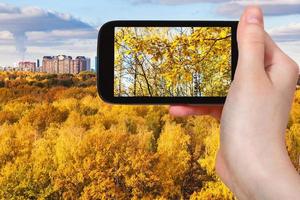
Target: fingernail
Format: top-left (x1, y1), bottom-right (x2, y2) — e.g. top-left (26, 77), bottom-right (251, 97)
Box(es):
top-left (245, 6), bottom-right (263, 24)
top-left (247, 15), bottom-right (260, 24)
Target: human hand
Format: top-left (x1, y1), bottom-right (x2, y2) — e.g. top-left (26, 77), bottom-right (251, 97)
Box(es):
top-left (170, 6), bottom-right (300, 200)
top-left (169, 105), bottom-right (223, 119)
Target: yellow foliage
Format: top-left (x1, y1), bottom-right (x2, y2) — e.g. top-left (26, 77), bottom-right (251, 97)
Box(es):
top-left (0, 72), bottom-right (299, 199)
top-left (198, 126), bottom-right (220, 176)
top-left (156, 123), bottom-right (191, 198)
top-left (190, 181), bottom-right (234, 200)
top-left (114, 27), bottom-right (231, 97)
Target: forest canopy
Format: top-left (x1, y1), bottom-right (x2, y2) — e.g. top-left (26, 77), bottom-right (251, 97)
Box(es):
top-left (114, 27), bottom-right (232, 97)
top-left (0, 72), bottom-right (299, 199)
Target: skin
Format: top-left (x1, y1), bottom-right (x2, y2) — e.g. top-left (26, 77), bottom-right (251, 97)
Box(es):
top-left (170, 6), bottom-right (300, 200)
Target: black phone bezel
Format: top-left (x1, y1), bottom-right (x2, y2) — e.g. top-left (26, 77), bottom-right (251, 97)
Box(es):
top-left (97, 20), bottom-right (238, 105)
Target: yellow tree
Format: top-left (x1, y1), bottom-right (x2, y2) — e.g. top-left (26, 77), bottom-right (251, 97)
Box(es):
top-left (156, 122), bottom-right (191, 199)
top-left (192, 126), bottom-right (234, 200)
top-left (286, 123), bottom-right (300, 171)
top-left (114, 27), bottom-right (231, 97)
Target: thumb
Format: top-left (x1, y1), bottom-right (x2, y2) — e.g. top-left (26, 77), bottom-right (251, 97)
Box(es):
top-left (235, 6), bottom-right (266, 79)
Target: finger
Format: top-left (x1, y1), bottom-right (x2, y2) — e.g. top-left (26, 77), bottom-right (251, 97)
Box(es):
top-left (264, 32), bottom-right (281, 67)
top-left (169, 105), bottom-right (223, 119)
top-left (235, 6), bottom-right (266, 80)
top-left (264, 33), bottom-right (299, 88)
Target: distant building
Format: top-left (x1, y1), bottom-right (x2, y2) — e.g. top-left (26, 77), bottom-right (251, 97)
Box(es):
top-left (95, 56), bottom-right (98, 73)
top-left (57, 55), bottom-right (73, 74)
top-left (35, 59), bottom-right (40, 72)
top-left (41, 55), bottom-right (91, 74)
top-left (86, 57), bottom-right (91, 71)
top-left (1, 66), bottom-right (18, 71)
top-left (42, 56), bottom-right (54, 73)
top-left (18, 61), bottom-right (36, 72)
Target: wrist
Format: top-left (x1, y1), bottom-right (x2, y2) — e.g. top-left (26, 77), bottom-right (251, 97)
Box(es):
top-left (251, 167), bottom-right (300, 200)
top-left (240, 153), bottom-right (300, 200)
top-left (221, 141), bottom-right (300, 200)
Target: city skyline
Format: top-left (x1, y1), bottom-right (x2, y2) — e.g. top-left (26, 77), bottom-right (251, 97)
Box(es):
top-left (0, 1), bottom-right (299, 67)
top-left (41, 55), bottom-right (91, 74)
top-left (0, 54), bottom-right (97, 70)
top-left (1, 55), bottom-right (93, 74)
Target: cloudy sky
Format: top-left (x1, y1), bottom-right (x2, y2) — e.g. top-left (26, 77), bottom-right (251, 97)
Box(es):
top-left (0, 0), bottom-right (299, 68)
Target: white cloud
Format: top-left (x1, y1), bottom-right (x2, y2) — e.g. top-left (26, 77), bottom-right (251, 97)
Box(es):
top-left (0, 31), bottom-right (13, 40)
top-left (0, 3), bottom-right (97, 66)
top-left (131, 0), bottom-right (300, 16)
top-left (22, 38), bottom-right (97, 68)
top-left (27, 29), bottom-right (97, 43)
top-left (130, 0), bottom-right (226, 4)
top-left (0, 3), bottom-right (92, 32)
top-left (268, 23), bottom-right (300, 42)
top-left (0, 3), bottom-right (18, 14)
top-left (277, 41), bottom-right (300, 65)
top-left (217, 0), bottom-right (300, 16)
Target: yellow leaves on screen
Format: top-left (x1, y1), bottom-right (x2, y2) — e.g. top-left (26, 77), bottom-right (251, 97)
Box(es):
top-left (114, 27), bottom-right (232, 97)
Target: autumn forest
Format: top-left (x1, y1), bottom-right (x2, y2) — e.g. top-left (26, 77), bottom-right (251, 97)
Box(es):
top-left (0, 71), bottom-right (299, 199)
top-left (114, 27), bottom-right (232, 97)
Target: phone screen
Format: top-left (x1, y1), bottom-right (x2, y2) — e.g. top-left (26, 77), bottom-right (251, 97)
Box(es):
top-left (114, 27), bottom-right (232, 97)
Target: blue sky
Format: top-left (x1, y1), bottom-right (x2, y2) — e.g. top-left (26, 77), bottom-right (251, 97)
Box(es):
top-left (3, 0), bottom-right (299, 27)
top-left (0, 0), bottom-right (299, 67)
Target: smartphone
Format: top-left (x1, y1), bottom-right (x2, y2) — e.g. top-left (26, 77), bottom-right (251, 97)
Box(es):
top-left (97, 20), bottom-right (238, 104)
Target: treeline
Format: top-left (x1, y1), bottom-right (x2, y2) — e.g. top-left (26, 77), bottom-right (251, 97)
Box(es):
top-left (0, 71), bottom-right (96, 89)
top-left (0, 72), bottom-right (299, 199)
